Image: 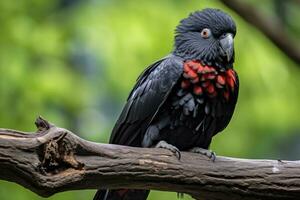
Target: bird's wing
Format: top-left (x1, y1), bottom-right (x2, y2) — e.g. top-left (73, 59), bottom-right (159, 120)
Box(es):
top-left (109, 54), bottom-right (183, 146)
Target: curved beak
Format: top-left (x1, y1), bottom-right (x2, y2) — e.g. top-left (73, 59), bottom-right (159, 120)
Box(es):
top-left (220, 33), bottom-right (234, 62)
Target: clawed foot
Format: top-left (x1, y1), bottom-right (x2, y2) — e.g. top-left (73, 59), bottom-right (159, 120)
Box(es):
top-left (189, 147), bottom-right (216, 161)
top-left (155, 140), bottom-right (181, 160)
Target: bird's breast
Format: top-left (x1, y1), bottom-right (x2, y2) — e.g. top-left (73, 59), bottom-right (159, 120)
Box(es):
top-left (163, 60), bottom-right (238, 145)
top-left (181, 60), bottom-right (236, 101)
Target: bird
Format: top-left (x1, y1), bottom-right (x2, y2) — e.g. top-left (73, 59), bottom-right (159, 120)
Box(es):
top-left (94, 8), bottom-right (239, 200)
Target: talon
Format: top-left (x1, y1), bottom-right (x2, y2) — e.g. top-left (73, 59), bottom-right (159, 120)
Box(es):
top-left (175, 149), bottom-right (181, 160)
top-left (189, 147), bottom-right (216, 162)
top-left (155, 140), bottom-right (181, 160)
top-left (210, 151), bottom-right (216, 162)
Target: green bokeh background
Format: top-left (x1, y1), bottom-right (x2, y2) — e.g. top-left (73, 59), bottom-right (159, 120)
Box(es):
top-left (0, 0), bottom-right (299, 199)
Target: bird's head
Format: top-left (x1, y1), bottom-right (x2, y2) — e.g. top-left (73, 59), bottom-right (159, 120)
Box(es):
top-left (174, 8), bottom-right (236, 68)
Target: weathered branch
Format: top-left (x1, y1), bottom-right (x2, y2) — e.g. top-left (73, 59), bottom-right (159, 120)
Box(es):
top-left (0, 117), bottom-right (300, 200)
top-left (220, 0), bottom-right (300, 65)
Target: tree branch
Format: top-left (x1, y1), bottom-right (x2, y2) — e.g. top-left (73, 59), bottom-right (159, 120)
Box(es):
top-left (0, 117), bottom-right (300, 200)
top-left (220, 0), bottom-right (300, 65)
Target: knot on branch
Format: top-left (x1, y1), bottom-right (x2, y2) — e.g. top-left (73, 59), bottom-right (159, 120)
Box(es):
top-left (35, 116), bottom-right (52, 132)
top-left (39, 131), bottom-right (84, 174)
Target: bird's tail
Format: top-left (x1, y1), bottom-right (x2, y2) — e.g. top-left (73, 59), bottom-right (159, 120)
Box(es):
top-left (93, 189), bottom-right (149, 200)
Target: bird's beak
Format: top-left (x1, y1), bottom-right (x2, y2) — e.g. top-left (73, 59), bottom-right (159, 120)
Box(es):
top-left (220, 33), bottom-right (234, 62)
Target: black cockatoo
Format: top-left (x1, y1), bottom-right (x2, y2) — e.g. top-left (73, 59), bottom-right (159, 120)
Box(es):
top-left (94, 8), bottom-right (239, 200)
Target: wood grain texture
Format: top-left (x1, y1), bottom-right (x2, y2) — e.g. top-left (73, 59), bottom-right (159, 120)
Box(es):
top-left (0, 117), bottom-right (299, 200)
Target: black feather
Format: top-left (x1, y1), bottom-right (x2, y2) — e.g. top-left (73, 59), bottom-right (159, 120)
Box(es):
top-left (109, 54), bottom-right (183, 145)
top-left (94, 8), bottom-right (239, 200)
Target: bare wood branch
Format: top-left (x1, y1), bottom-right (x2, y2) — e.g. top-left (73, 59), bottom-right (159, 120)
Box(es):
top-left (220, 0), bottom-right (300, 65)
top-left (0, 117), bottom-right (299, 200)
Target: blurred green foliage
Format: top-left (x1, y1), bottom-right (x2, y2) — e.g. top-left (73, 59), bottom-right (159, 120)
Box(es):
top-left (0, 0), bottom-right (300, 200)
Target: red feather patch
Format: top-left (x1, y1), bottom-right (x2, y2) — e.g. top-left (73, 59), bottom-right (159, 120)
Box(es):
top-left (187, 70), bottom-right (198, 79)
top-left (217, 75), bottom-right (226, 85)
top-left (181, 80), bottom-right (190, 89)
top-left (193, 85), bottom-right (203, 95)
top-left (182, 60), bottom-right (237, 101)
top-left (206, 83), bottom-right (215, 94)
top-left (226, 69), bottom-right (236, 91)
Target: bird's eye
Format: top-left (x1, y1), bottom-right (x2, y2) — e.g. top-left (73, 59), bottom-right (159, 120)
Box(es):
top-left (200, 28), bottom-right (211, 39)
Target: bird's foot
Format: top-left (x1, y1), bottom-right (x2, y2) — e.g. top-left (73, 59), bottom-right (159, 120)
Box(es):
top-left (189, 147), bottom-right (216, 161)
top-left (155, 140), bottom-right (181, 160)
